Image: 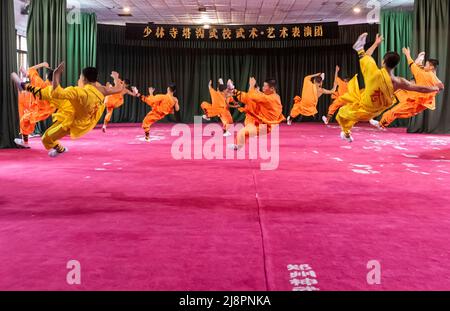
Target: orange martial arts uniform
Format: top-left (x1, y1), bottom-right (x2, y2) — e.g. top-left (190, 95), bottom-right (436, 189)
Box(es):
top-left (326, 77), bottom-right (349, 118)
top-left (18, 69), bottom-right (55, 135)
top-left (141, 94), bottom-right (177, 133)
top-left (201, 87), bottom-right (234, 130)
top-left (18, 91), bottom-right (37, 136)
top-left (289, 75), bottom-right (319, 118)
top-left (378, 60), bottom-right (440, 128)
top-left (104, 93), bottom-right (125, 124)
top-left (236, 89), bottom-right (285, 145)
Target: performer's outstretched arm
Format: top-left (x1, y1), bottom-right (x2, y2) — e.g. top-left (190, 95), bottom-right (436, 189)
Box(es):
top-left (322, 66), bottom-right (340, 94)
top-left (30, 62), bottom-right (50, 71)
top-left (366, 34), bottom-right (383, 57)
top-left (394, 77), bottom-right (440, 93)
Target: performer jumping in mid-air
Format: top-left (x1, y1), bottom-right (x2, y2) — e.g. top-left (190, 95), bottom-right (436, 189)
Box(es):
top-left (287, 67), bottom-right (338, 125)
top-left (229, 77), bottom-right (285, 150)
top-left (201, 79), bottom-right (239, 137)
top-left (140, 84), bottom-right (180, 142)
top-left (322, 66), bottom-right (350, 125)
top-left (12, 62), bottom-right (124, 157)
top-left (369, 48), bottom-right (444, 130)
top-left (102, 74), bottom-right (140, 133)
top-left (13, 62), bottom-right (55, 148)
top-left (336, 33), bottom-right (440, 142)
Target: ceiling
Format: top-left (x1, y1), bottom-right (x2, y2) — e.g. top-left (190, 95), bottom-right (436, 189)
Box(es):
top-left (15, 0), bottom-right (414, 33)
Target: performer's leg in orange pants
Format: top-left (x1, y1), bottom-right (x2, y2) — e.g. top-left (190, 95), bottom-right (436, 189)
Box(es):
top-left (142, 110), bottom-right (165, 140)
top-left (289, 96), bottom-right (303, 119)
top-left (103, 107), bottom-right (114, 128)
top-left (327, 99), bottom-right (345, 119)
top-left (201, 102), bottom-right (212, 114)
top-left (235, 123), bottom-right (272, 148)
top-left (379, 102), bottom-right (427, 128)
top-left (220, 109), bottom-right (233, 132)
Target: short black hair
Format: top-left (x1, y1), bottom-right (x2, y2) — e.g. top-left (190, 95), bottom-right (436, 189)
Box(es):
top-left (123, 78), bottom-right (131, 86)
top-left (427, 59), bottom-right (439, 69)
top-left (218, 84), bottom-right (227, 92)
top-left (383, 52), bottom-right (401, 69)
top-left (46, 69), bottom-right (54, 82)
top-left (264, 78), bottom-right (277, 89)
top-left (168, 83), bottom-right (176, 93)
top-left (82, 67), bottom-right (98, 83)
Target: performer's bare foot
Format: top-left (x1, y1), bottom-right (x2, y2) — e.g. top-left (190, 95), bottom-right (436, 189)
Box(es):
top-left (102, 125), bottom-right (107, 133)
top-left (353, 32), bottom-right (368, 52)
top-left (322, 116), bottom-right (329, 125)
top-left (340, 131), bottom-right (354, 143)
top-left (202, 114), bottom-right (211, 121)
top-left (223, 131), bottom-right (232, 137)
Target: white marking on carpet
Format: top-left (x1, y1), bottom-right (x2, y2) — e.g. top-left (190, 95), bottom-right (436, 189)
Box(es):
top-left (402, 154), bottom-right (419, 158)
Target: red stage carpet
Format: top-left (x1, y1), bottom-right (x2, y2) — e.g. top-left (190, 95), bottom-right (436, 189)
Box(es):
top-left (1, 123), bottom-right (449, 290)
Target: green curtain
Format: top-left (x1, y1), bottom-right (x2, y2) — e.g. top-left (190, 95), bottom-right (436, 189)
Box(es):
top-left (408, 0), bottom-right (450, 134)
top-left (97, 24), bottom-right (378, 124)
top-left (379, 9), bottom-right (413, 128)
top-left (66, 13), bottom-right (97, 86)
top-left (380, 10), bottom-right (413, 79)
top-left (0, 0), bottom-right (19, 148)
top-left (27, 0), bottom-right (67, 132)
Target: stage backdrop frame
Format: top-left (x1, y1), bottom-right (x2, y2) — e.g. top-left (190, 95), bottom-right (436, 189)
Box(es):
top-left (97, 23), bottom-right (379, 125)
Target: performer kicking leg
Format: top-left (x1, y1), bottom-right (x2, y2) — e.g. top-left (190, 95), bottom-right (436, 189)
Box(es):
top-left (23, 62), bottom-right (123, 156)
top-left (140, 84), bottom-right (180, 142)
top-left (370, 49), bottom-right (444, 129)
top-left (13, 63), bottom-right (54, 147)
top-left (102, 74), bottom-right (139, 133)
top-left (287, 66), bottom-right (338, 125)
top-left (229, 77), bottom-right (285, 150)
top-left (322, 66), bottom-right (350, 125)
top-left (336, 33), bottom-right (441, 142)
top-left (200, 79), bottom-right (237, 137)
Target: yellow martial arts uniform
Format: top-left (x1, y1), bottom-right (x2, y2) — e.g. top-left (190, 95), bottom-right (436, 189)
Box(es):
top-left (45, 84), bottom-right (105, 150)
top-left (336, 55), bottom-right (395, 135)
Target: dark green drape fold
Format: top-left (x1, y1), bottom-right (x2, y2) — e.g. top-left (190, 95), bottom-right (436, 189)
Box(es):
top-left (0, 0), bottom-right (19, 148)
top-left (380, 10), bottom-right (413, 79)
top-left (27, 0), bottom-right (67, 132)
top-left (27, 0), bottom-right (67, 70)
top-left (97, 24), bottom-right (378, 124)
top-left (66, 13), bottom-right (97, 86)
top-left (408, 0), bottom-right (450, 134)
top-left (379, 9), bottom-right (413, 128)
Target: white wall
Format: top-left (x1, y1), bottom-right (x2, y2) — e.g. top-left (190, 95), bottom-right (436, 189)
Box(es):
top-left (14, 0), bottom-right (28, 35)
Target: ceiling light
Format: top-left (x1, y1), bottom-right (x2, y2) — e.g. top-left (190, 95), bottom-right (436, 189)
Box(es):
top-left (123, 7), bottom-right (131, 13)
top-left (203, 24), bottom-right (210, 29)
top-left (353, 7), bottom-right (361, 13)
